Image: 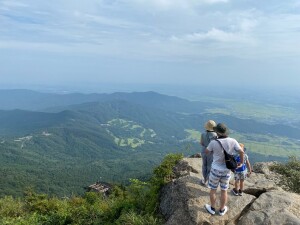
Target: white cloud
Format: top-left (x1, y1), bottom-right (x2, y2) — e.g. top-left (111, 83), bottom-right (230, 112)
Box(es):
top-left (1, 0), bottom-right (28, 8)
top-left (1, 0), bottom-right (300, 88)
top-left (0, 0), bottom-right (299, 63)
top-left (73, 11), bottom-right (139, 29)
top-left (126, 0), bottom-right (228, 11)
top-left (171, 28), bottom-right (254, 44)
top-left (239, 19), bottom-right (257, 32)
top-left (0, 40), bottom-right (73, 53)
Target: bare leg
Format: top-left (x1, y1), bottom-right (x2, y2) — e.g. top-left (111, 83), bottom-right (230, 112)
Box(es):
top-left (210, 189), bottom-right (217, 208)
top-left (240, 180), bottom-right (244, 191)
top-left (234, 180), bottom-right (239, 190)
top-left (220, 190), bottom-right (227, 210)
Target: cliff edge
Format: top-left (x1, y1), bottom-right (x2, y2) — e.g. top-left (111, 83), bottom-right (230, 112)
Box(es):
top-left (159, 158), bottom-right (300, 225)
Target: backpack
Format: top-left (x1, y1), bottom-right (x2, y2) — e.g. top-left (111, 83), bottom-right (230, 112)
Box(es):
top-left (216, 140), bottom-right (238, 171)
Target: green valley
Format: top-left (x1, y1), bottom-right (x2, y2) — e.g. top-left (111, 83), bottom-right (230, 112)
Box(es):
top-left (0, 90), bottom-right (299, 197)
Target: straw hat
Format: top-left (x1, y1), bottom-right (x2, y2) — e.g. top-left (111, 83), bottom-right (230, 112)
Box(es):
top-left (204, 120), bottom-right (216, 131)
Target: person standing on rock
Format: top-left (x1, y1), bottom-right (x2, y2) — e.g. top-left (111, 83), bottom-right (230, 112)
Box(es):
top-left (204, 123), bottom-right (244, 216)
top-left (200, 120), bottom-right (217, 186)
top-left (232, 143), bottom-right (252, 196)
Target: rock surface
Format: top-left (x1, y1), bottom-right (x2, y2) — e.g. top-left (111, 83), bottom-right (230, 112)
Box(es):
top-left (159, 158), bottom-right (300, 225)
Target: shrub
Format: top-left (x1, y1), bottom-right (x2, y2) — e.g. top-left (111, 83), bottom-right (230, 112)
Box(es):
top-left (270, 156), bottom-right (300, 194)
top-left (0, 153), bottom-right (183, 224)
top-left (152, 153), bottom-right (183, 186)
top-left (116, 210), bottom-right (161, 225)
top-left (0, 196), bottom-right (24, 217)
top-left (83, 192), bottom-right (101, 205)
top-left (144, 153), bottom-right (183, 215)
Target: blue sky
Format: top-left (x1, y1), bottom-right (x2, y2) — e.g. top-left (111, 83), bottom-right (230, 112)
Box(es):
top-left (0, 0), bottom-right (300, 90)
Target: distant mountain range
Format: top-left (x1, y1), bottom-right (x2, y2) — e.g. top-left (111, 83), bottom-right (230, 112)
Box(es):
top-left (0, 89), bottom-right (215, 113)
top-left (0, 89), bottom-right (298, 197)
top-left (1, 90), bottom-right (300, 139)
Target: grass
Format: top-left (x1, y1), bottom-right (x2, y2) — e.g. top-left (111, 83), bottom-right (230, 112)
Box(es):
top-left (184, 129), bottom-right (201, 142)
top-left (230, 131), bottom-right (300, 157)
top-left (108, 118), bottom-right (156, 148)
top-left (185, 129), bottom-right (300, 158)
top-left (197, 96), bottom-right (300, 123)
top-left (270, 156), bottom-right (300, 194)
top-left (128, 138), bottom-right (145, 148)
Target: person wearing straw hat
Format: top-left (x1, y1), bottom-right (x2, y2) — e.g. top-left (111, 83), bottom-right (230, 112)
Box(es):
top-left (200, 120), bottom-right (217, 186)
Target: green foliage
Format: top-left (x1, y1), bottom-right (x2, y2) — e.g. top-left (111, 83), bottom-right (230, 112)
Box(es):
top-left (270, 156), bottom-right (300, 194)
top-left (0, 196), bottom-right (24, 218)
top-left (145, 153), bottom-right (183, 214)
top-left (1, 93), bottom-right (299, 198)
top-left (0, 153), bottom-right (183, 225)
top-left (152, 153), bottom-right (183, 186)
top-left (116, 210), bottom-right (161, 225)
top-left (0, 100), bottom-right (197, 198)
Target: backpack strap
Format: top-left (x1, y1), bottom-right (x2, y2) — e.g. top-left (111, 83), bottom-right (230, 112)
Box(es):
top-left (216, 139), bottom-right (229, 155)
top-left (216, 139), bottom-right (237, 171)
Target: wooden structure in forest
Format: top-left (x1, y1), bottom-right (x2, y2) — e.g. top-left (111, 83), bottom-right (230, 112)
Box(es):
top-left (85, 181), bottom-right (112, 195)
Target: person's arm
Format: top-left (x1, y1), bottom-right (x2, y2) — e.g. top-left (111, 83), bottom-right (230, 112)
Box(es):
top-left (235, 141), bottom-right (244, 168)
top-left (205, 148), bottom-right (210, 154)
top-left (237, 150), bottom-right (244, 168)
top-left (246, 159), bottom-right (252, 176)
top-left (205, 141), bottom-right (214, 154)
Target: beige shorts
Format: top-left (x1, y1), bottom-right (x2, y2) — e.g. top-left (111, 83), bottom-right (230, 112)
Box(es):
top-left (234, 171), bottom-right (247, 180)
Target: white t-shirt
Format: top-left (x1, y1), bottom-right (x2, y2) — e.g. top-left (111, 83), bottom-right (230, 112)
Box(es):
top-left (206, 137), bottom-right (242, 171)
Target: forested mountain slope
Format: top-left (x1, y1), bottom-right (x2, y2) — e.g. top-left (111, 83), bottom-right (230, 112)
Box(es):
top-left (0, 90), bottom-right (299, 197)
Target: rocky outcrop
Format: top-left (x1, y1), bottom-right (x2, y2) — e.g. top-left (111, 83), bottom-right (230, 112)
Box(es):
top-left (236, 190), bottom-right (300, 225)
top-left (160, 158), bottom-right (300, 225)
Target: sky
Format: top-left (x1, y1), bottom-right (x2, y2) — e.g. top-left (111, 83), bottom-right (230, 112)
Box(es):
top-left (0, 0), bottom-right (300, 91)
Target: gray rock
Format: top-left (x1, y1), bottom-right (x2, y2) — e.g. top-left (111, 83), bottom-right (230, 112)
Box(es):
top-left (237, 190), bottom-right (300, 225)
top-left (172, 158), bottom-right (201, 178)
top-left (253, 162), bottom-right (275, 175)
top-left (160, 158), bottom-right (300, 225)
top-left (160, 158), bottom-right (255, 225)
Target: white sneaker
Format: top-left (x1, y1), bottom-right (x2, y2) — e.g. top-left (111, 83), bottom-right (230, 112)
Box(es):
top-left (219, 206), bottom-right (228, 216)
top-left (205, 204), bottom-right (215, 215)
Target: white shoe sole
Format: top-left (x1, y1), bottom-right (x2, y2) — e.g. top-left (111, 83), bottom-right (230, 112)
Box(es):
top-left (205, 204), bottom-right (215, 215)
top-left (219, 206), bottom-right (228, 216)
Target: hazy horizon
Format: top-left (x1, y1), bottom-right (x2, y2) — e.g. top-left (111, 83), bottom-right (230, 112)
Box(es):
top-left (0, 83), bottom-right (299, 105)
top-left (1, 0), bottom-right (300, 89)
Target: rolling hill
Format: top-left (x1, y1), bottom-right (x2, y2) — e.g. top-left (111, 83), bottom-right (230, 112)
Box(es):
top-left (0, 90), bottom-right (299, 197)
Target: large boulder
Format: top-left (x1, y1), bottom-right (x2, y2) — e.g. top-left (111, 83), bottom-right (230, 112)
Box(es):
top-left (252, 162), bottom-right (275, 174)
top-left (160, 158), bottom-right (255, 225)
top-left (160, 158), bottom-right (300, 225)
top-left (237, 190), bottom-right (300, 225)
